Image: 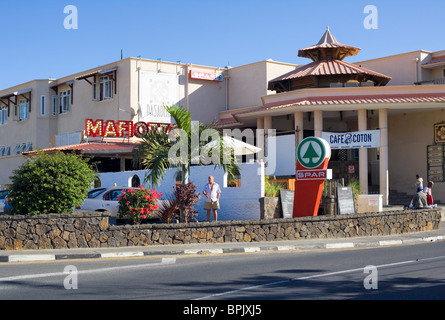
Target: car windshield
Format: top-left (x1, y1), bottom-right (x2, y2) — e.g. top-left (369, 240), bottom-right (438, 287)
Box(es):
top-left (0, 190), bottom-right (9, 200)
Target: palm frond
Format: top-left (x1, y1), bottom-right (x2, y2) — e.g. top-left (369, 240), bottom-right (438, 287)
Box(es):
top-left (135, 130), bottom-right (174, 187)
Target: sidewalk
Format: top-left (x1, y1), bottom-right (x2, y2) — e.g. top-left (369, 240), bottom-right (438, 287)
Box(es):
top-left (1, 220), bottom-right (444, 263)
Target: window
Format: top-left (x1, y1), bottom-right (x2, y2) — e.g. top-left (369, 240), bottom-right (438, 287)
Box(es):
top-left (40, 95), bottom-right (46, 117)
top-left (92, 82), bottom-right (98, 101)
top-left (52, 95), bottom-right (58, 115)
top-left (443, 69), bottom-right (445, 78)
top-left (0, 106), bottom-right (7, 125)
top-left (59, 90), bottom-right (71, 114)
top-left (18, 100), bottom-right (28, 121)
top-left (93, 76), bottom-right (113, 101)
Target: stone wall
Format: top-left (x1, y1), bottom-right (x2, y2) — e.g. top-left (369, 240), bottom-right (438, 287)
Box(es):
top-left (0, 209), bottom-right (442, 250)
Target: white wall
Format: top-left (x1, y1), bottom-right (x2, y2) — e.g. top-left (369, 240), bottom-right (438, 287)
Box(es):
top-left (98, 162), bottom-right (265, 221)
top-left (266, 134), bottom-right (296, 176)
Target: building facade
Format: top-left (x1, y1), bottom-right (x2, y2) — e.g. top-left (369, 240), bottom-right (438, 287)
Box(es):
top-left (1, 29), bottom-right (445, 207)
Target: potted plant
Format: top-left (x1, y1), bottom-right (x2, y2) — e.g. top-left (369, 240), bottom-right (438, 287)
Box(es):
top-left (260, 176), bottom-right (286, 219)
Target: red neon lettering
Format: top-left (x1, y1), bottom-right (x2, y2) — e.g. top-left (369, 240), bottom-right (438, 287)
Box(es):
top-left (85, 119), bottom-right (174, 138)
top-left (85, 119), bottom-right (104, 138)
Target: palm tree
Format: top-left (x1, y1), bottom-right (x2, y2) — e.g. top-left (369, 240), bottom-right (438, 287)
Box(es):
top-left (134, 105), bottom-right (240, 188)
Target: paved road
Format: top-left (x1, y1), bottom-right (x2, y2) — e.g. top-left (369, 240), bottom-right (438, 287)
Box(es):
top-left (0, 240), bottom-right (444, 302)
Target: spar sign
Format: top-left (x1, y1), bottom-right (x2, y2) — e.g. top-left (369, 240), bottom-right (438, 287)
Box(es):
top-left (293, 137), bottom-right (332, 217)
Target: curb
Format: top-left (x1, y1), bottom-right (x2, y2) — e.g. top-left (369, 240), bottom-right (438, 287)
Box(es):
top-left (1, 234), bottom-right (444, 264)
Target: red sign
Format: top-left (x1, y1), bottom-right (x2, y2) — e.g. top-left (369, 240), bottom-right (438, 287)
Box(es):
top-left (190, 69), bottom-right (224, 82)
top-left (293, 137), bottom-right (332, 218)
top-left (85, 119), bottom-right (174, 138)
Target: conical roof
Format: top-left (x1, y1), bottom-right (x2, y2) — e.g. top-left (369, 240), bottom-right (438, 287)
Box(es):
top-left (298, 27), bottom-right (361, 61)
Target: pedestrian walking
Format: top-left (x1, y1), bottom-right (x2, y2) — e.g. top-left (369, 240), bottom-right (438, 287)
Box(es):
top-left (203, 176), bottom-right (221, 222)
top-left (424, 181), bottom-right (434, 206)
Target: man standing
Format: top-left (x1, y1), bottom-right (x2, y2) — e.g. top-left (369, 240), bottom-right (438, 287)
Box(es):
top-left (203, 176), bottom-right (221, 222)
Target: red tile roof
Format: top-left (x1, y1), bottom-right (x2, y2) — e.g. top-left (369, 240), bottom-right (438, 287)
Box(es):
top-left (215, 117), bottom-right (243, 127)
top-left (24, 141), bottom-right (139, 156)
top-left (423, 55), bottom-right (445, 65)
top-left (234, 92), bottom-right (445, 116)
top-left (270, 60), bottom-right (391, 82)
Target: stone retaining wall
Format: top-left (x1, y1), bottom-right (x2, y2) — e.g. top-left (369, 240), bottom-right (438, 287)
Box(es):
top-left (0, 209), bottom-right (442, 250)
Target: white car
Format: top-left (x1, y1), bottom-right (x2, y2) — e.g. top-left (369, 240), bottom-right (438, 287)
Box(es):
top-left (76, 187), bottom-right (167, 219)
top-left (76, 187), bottom-right (136, 217)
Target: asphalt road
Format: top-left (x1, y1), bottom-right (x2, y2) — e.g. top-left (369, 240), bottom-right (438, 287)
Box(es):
top-left (1, 240), bottom-right (445, 303)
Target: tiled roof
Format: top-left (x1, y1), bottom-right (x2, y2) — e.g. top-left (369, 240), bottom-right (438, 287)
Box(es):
top-left (269, 59), bottom-right (391, 83)
top-left (423, 55), bottom-right (445, 65)
top-left (214, 117), bottom-right (244, 127)
top-left (23, 141), bottom-right (139, 156)
top-left (298, 27), bottom-right (361, 61)
top-left (234, 92), bottom-right (445, 116)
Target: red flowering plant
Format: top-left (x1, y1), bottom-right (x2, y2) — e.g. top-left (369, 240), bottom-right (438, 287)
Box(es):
top-left (118, 186), bottom-right (162, 224)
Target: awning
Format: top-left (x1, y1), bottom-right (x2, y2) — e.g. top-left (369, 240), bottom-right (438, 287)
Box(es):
top-left (23, 141), bottom-right (139, 157)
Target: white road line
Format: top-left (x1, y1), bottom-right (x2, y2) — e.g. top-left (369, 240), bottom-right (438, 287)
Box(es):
top-left (8, 255), bottom-right (56, 263)
top-left (101, 252), bottom-right (144, 258)
top-left (325, 243), bottom-right (354, 249)
top-left (0, 258), bottom-right (176, 283)
top-left (195, 258), bottom-right (425, 300)
top-left (379, 240), bottom-right (403, 246)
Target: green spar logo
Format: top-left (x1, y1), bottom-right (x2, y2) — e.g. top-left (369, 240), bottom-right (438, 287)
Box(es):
top-left (297, 137), bottom-right (327, 169)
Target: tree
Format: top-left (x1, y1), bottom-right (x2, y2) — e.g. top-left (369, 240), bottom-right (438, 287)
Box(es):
top-left (8, 151), bottom-right (97, 215)
top-left (134, 105), bottom-right (240, 222)
top-left (135, 105), bottom-right (240, 187)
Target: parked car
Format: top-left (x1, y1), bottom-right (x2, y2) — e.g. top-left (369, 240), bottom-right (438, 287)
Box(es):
top-left (76, 187), bottom-right (134, 217)
top-left (0, 190), bottom-right (9, 214)
top-left (76, 187), bottom-right (167, 219)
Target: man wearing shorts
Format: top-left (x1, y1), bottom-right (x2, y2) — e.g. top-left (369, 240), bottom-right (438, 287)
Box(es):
top-left (203, 176), bottom-right (221, 222)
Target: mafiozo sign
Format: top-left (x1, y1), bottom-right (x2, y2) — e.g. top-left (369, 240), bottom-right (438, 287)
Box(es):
top-left (85, 119), bottom-right (174, 138)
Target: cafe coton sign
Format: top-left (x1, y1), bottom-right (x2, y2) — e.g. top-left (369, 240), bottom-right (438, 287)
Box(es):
top-left (85, 119), bottom-right (174, 138)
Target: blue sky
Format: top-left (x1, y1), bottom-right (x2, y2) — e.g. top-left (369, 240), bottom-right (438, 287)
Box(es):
top-left (0, 0), bottom-right (444, 89)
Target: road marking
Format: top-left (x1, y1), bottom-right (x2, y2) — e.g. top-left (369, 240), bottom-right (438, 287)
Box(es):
top-left (277, 246), bottom-right (295, 251)
top-left (101, 252), bottom-right (144, 258)
top-left (0, 258), bottom-right (176, 283)
top-left (8, 254), bottom-right (56, 263)
top-left (194, 258), bottom-right (429, 300)
top-left (379, 240), bottom-right (403, 246)
top-left (325, 243), bottom-right (354, 249)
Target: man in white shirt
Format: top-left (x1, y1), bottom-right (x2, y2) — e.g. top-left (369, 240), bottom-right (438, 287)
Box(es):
top-left (202, 176), bottom-right (221, 222)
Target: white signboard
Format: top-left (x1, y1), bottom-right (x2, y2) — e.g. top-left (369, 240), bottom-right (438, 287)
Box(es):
top-left (139, 71), bottom-right (179, 123)
top-left (322, 130), bottom-right (380, 149)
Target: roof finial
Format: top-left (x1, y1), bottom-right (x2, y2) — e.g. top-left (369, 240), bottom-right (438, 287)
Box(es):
top-left (326, 26), bottom-right (330, 31)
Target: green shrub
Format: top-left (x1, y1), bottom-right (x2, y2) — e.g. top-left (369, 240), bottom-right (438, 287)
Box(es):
top-left (8, 151), bottom-right (97, 215)
top-left (264, 176), bottom-right (286, 197)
